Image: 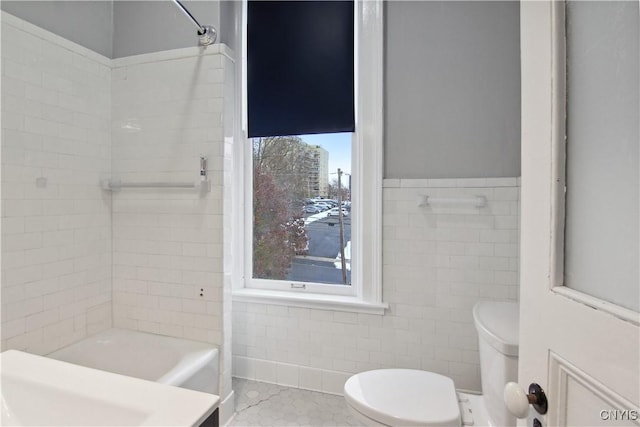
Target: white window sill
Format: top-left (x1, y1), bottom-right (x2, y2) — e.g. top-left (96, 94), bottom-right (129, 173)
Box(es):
top-left (232, 288), bottom-right (388, 315)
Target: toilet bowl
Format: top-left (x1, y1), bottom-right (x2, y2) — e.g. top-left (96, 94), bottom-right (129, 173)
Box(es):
top-left (344, 369), bottom-right (461, 426)
top-left (344, 301), bottom-right (519, 427)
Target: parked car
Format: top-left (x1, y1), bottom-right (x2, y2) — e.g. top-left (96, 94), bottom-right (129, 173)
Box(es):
top-left (314, 203), bottom-right (332, 211)
top-left (327, 207), bottom-right (349, 217)
top-left (305, 205), bottom-right (322, 214)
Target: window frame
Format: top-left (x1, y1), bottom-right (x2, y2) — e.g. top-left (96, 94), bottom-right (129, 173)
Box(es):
top-left (247, 132), bottom-right (356, 297)
top-left (232, 0), bottom-right (386, 314)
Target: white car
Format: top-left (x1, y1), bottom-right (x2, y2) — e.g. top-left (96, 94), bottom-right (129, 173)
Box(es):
top-left (327, 207), bottom-right (349, 217)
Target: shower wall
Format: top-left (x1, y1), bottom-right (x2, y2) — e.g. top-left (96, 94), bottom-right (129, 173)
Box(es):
top-left (1, 16), bottom-right (235, 415)
top-left (1, 12), bottom-right (112, 354)
top-left (110, 46), bottom-right (231, 345)
top-left (109, 46), bottom-right (235, 413)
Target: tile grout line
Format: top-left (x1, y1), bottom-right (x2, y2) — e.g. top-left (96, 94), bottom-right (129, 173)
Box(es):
top-left (235, 386), bottom-right (288, 414)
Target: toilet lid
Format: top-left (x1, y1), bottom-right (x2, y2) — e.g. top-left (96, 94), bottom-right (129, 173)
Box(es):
top-left (344, 369), bottom-right (461, 427)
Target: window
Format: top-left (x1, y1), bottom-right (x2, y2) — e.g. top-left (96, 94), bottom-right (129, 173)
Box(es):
top-left (233, 0), bottom-right (386, 314)
top-left (251, 134), bottom-right (353, 292)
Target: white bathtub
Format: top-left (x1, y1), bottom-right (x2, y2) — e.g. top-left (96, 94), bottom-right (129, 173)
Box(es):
top-left (47, 328), bottom-right (219, 395)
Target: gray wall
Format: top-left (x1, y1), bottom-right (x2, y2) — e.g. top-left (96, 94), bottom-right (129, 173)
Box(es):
top-left (384, 1), bottom-right (521, 179)
top-left (112, 1), bottom-right (220, 58)
top-left (219, 0), bottom-right (239, 52)
top-left (1, 1), bottom-right (114, 58)
top-left (3, 0), bottom-right (520, 179)
top-left (1, 0), bottom-right (223, 59)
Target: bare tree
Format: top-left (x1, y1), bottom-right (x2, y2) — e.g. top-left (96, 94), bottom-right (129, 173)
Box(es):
top-left (327, 178), bottom-right (350, 201)
top-left (253, 136), bottom-right (314, 203)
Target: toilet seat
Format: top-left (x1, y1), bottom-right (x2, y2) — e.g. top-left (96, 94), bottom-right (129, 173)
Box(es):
top-left (344, 369), bottom-right (461, 427)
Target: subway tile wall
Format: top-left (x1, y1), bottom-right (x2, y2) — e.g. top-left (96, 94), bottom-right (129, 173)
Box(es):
top-left (110, 47), bottom-right (233, 348)
top-left (1, 13), bottom-right (234, 416)
top-left (233, 177), bottom-right (520, 392)
top-left (1, 12), bottom-right (112, 354)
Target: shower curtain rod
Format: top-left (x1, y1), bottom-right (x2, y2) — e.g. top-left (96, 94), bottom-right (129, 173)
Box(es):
top-left (172, 0), bottom-right (217, 46)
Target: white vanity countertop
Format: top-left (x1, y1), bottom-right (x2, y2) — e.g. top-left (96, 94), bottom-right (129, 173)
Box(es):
top-left (0, 349), bottom-right (220, 427)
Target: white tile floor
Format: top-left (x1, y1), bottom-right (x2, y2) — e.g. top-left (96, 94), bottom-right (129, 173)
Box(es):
top-left (229, 378), bottom-right (366, 427)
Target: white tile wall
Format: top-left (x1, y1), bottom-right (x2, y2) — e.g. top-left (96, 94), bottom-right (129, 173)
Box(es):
top-left (220, 51), bottom-right (236, 423)
top-left (110, 50), bottom-right (234, 417)
top-left (1, 15), bottom-right (234, 422)
top-left (1, 12), bottom-right (112, 354)
top-left (110, 48), bottom-right (233, 346)
top-left (233, 177), bottom-right (520, 392)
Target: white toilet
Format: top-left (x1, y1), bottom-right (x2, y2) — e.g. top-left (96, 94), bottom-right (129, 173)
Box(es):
top-left (344, 301), bottom-right (519, 427)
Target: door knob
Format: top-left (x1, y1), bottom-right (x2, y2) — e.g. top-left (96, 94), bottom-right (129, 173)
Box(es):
top-left (504, 382), bottom-right (548, 418)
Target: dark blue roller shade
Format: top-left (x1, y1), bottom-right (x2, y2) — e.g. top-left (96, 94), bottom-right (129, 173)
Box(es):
top-left (247, 1), bottom-right (355, 138)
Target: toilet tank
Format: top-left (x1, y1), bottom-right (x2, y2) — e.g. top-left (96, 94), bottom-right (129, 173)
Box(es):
top-left (473, 301), bottom-right (519, 427)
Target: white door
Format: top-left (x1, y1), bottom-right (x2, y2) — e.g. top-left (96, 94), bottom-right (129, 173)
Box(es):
top-left (518, 1), bottom-right (639, 426)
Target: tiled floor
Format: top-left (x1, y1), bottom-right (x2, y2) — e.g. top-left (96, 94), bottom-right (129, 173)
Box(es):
top-left (229, 378), bottom-right (366, 427)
